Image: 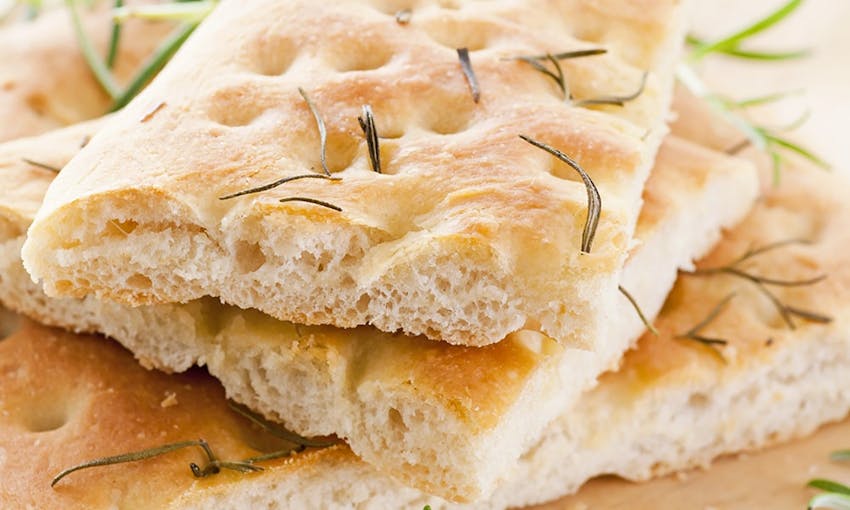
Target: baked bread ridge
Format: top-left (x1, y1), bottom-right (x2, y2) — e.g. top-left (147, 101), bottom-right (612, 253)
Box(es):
top-left (0, 120), bottom-right (758, 500)
top-left (0, 1), bottom-right (172, 142)
top-left (22, 0), bottom-right (688, 347)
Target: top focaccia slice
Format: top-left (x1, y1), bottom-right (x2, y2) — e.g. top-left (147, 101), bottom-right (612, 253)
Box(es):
top-left (0, 1), bottom-right (172, 142)
top-left (23, 0), bottom-right (688, 347)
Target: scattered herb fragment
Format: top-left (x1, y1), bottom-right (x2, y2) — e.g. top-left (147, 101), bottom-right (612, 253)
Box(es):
top-left (358, 105), bottom-right (381, 174)
top-left (218, 173), bottom-right (340, 201)
top-left (574, 71), bottom-right (648, 107)
top-left (456, 47), bottom-right (480, 103)
top-left (298, 87), bottom-right (331, 176)
top-left (140, 101), bottom-right (166, 123)
top-left (683, 239), bottom-right (831, 330)
top-left (21, 158), bottom-right (61, 173)
top-left (518, 135), bottom-right (601, 254)
top-left (675, 293), bottom-right (735, 362)
top-left (618, 285), bottom-right (659, 335)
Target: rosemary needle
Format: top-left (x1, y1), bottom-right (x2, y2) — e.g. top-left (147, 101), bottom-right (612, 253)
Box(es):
top-left (457, 47), bottom-right (480, 103)
top-left (278, 197), bottom-right (342, 212)
top-left (519, 135), bottom-right (601, 254)
top-left (688, 0), bottom-right (806, 62)
top-left (219, 173), bottom-right (340, 201)
top-left (516, 53), bottom-right (566, 98)
top-left (618, 285), bottom-right (659, 335)
top-left (106, 0), bottom-right (124, 69)
top-left (358, 105), bottom-right (381, 174)
top-left (675, 293), bottom-right (735, 362)
top-left (66, 0), bottom-right (121, 100)
top-left (22, 158), bottom-right (61, 173)
top-left (298, 87), bottom-right (331, 176)
top-left (574, 71), bottom-right (648, 107)
top-left (111, 22), bottom-right (197, 111)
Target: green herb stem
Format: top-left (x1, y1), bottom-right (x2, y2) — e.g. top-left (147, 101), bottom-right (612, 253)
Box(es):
top-left (688, 0), bottom-right (806, 62)
top-left (66, 0), bottom-right (122, 100)
top-left (106, 0), bottom-right (124, 69)
top-left (110, 22), bottom-right (197, 111)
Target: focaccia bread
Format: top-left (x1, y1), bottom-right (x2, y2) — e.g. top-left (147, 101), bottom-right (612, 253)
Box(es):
top-left (0, 110), bottom-right (758, 500)
top-left (0, 1), bottom-right (171, 142)
top-left (23, 0), bottom-right (689, 347)
top-left (8, 160), bottom-right (847, 510)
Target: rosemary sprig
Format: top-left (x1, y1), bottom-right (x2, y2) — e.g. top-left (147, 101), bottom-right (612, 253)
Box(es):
top-left (50, 439), bottom-right (258, 487)
top-left (456, 47), bottom-right (480, 103)
top-left (22, 158), bottom-right (61, 173)
top-left (519, 135), bottom-right (601, 254)
top-left (679, 0), bottom-right (828, 182)
top-left (618, 285), bottom-right (659, 335)
top-left (688, 0), bottom-right (808, 63)
top-left (683, 239), bottom-right (831, 330)
top-left (52, 401), bottom-right (338, 487)
top-left (298, 87), bottom-right (331, 176)
top-left (675, 293), bottom-right (735, 362)
top-left (677, 64), bottom-right (827, 183)
top-left (218, 173), bottom-right (340, 201)
top-left (574, 71), bottom-right (648, 107)
top-left (357, 105), bottom-right (381, 174)
top-left (508, 49), bottom-right (606, 100)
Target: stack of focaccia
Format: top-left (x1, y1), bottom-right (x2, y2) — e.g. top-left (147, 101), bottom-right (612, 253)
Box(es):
top-left (1, 1), bottom-right (847, 508)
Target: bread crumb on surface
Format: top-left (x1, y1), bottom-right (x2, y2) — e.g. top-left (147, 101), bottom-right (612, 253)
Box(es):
top-left (160, 391), bottom-right (178, 408)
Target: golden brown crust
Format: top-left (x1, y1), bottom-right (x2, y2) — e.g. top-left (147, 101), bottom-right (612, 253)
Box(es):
top-left (0, 317), bottom-right (312, 509)
top-left (26, 0), bottom-right (685, 347)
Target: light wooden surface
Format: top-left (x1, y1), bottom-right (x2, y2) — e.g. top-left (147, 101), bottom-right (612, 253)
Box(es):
top-left (534, 1), bottom-right (850, 508)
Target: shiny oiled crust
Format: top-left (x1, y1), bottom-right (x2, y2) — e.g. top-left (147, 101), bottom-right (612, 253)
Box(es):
top-left (0, 2), bottom-right (171, 142)
top-left (23, 0), bottom-right (687, 347)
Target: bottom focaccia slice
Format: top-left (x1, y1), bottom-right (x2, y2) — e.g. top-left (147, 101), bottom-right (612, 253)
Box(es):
top-left (7, 162), bottom-right (849, 510)
top-left (0, 114), bottom-right (757, 500)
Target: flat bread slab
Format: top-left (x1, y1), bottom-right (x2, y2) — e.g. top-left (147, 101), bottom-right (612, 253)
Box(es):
top-left (0, 105), bottom-right (758, 499)
top-left (23, 0), bottom-right (688, 348)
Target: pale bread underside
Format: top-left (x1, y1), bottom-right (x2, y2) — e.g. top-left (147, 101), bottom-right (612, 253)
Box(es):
top-left (1, 113), bottom-right (758, 500)
top-left (23, 0), bottom-right (688, 347)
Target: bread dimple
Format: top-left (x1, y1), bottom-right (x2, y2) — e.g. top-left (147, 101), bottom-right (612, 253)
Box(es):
top-left (24, 0), bottom-right (686, 347)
